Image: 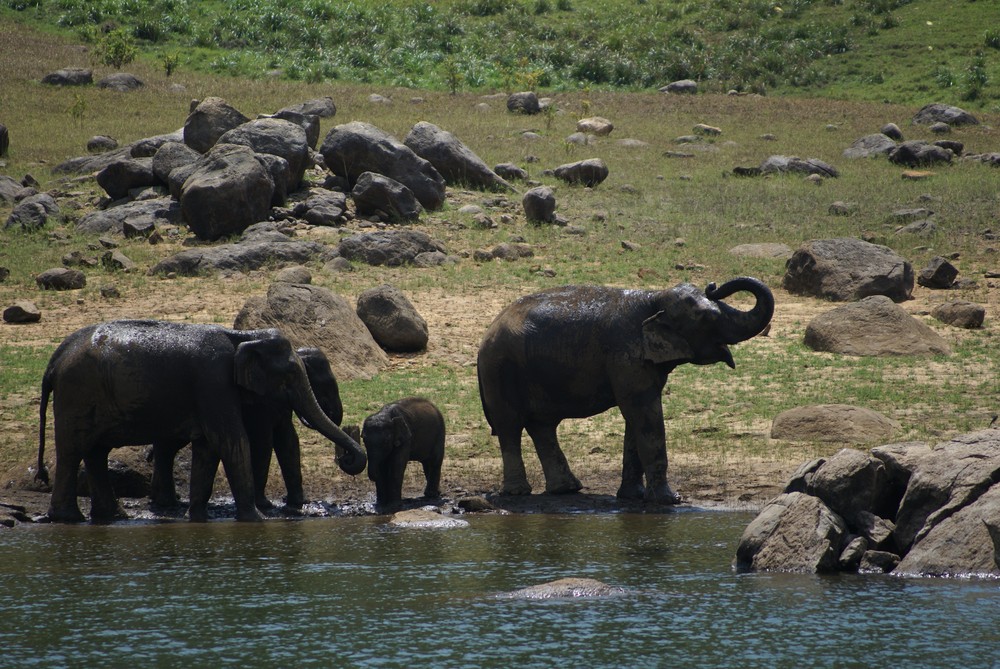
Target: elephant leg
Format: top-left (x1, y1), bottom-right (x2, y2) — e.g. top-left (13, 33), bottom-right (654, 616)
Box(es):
top-left (496, 427), bottom-right (532, 496)
top-left (217, 432), bottom-right (263, 522)
top-left (188, 441), bottom-right (218, 522)
top-left (47, 450), bottom-right (86, 523)
top-left (421, 459), bottom-right (442, 499)
top-left (150, 441), bottom-right (185, 508)
top-left (272, 419), bottom-right (305, 509)
top-left (618, 401), bottom-right (680, 504)
top-left (617, 433), bottom-right (646, 500)
top-left (525, 423), bottom-right (581, 495)
top-left (84, 449), bottom-right (125, 521)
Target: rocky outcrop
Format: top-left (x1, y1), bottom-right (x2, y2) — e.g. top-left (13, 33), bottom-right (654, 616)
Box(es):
top-left (803, 296), bottom-right (951, 357)
top-left (351, 172), bottom-right (421, 222)
top-left (337, 230), bottom-right (447, 267)
top-left (912, 103), bottom-right (978, 127)
top-left (218, 117), bottom-right (310, 192)
top-left (736, 431), bottom-right (1000, 578)
top-left (183, 97), bottom-right (251, 153)
top-left (783, 238), bottom-right (913, 302)
top-left (403, 121), bottom-right (514, 192)
top-left (889, 141), bottom-right (953, 167)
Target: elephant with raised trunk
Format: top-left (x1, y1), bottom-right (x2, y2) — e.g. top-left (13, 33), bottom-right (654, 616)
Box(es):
top-left (36, 321), bottom-right (367, 523)
top-left (477, 277), bottom-right (774, 503)
top-left (149, 347), bottom-right (345, 514)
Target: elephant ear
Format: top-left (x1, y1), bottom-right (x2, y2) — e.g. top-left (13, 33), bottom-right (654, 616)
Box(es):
top-left (235, 336), bottom-right (294, 396)
top-left (391, 412), bottom-right (412, 448)
top-left (641, 310), bottom-right (695, 364)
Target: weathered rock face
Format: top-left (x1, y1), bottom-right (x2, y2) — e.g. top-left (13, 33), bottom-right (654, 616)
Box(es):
top-left (931, 300), bottom-right (985, 329)
top-left (183, 97), bottom-right (251, 154)
top-left (41, 68), bottom-right (92, 86)
top-left (759, 155), bottom-right (839, 177)
top-left (403, 121), bottom-right (513, 192)
top-left (4, 193), bottom-right (60, 231)
top-left (218, 117), bottom-right (310, 192)
top-left (77, 198), bottom-right (181, 235)
top-left (506, 91), bottom-right (541, 114)
top-left (912, 103), bottom-right (979, 127)
top-left (319, 121), bottom-right (446, 210)
top-left (95, 158), bottom-right (157, 200)
top-left (279, 97), bottom-right (337, 119)
top-left (783, 238), bottom-right (914, 302)
top-left (917, 256), bottom-right (958, 289)
top-left (179, 143), bottom-right (275, 240)
top-left (351, 172), bottom-right (421, 222)
top-left (888, 140), bottom-right (953, 167)
top-left (356, 284), bottom-right (429, 352)
top-left (843, 133), bottom-right (896, 159)
top-left (522, 186), bottom-right (556, 223)
top-left (337, 229), bottom-right (447, 267)
top-left (233, 281), bottom-right (389, 381)
top-left (97, 73), bottom-right (144, 92)
top-left (803, 296), bottom-right (951, 357)
top-left (554, 158), bottom-right (609, 187)
top-left (152, 142), bottom-right (201, 192)
top-left (771, 404), bottom-right (897, 444)
top-left (737, 430), bottom-right (1000, 578)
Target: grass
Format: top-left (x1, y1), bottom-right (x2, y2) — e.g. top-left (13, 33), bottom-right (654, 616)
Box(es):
top-left (1, 21), bottom-right (999, 496)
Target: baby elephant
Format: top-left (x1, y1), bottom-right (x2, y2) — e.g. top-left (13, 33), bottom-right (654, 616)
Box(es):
top-left (362, 397), bottom-right (445, 511)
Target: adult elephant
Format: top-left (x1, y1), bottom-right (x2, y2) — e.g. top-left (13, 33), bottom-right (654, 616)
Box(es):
top-left (36, 321), bottom-right (367, 523)
top-left (477, 277), bottom-right (774, 503)
top-left (148, 347), bottom-right (345, 514)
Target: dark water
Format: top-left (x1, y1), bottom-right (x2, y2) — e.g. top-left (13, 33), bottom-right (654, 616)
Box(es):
top-left (1, 511), bottom-right (997, 668)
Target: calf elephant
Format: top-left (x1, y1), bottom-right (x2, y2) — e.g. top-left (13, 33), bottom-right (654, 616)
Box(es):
top-left (36, 321), bottom-right (366, 523)
top-left (477, 277), bottom-right (774, 503)
top-left (361, 397), bottom-right (445, 511)
top-left (149, 347), bottom-right (345, 514)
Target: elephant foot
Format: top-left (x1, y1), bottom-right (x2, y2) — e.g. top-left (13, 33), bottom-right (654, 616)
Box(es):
top-left (91, 506), bottom-right (128, 523)
top-left (616, 481), bottom-right (646, 500)
top-left (150, 495), bottom-right (184, 511)
top-left (500, 479), bottom-right (533, 496)
top-left (279, 504), bottom-right (304, 517)
top-left (545, 474), bottom-right (582, 495)
top-left (255, 497), bottom-right (276, 512)
top-left (645, 482), bottom-right (682, 505)
top-left (44, 506), bottom-right (86, 523)
top-left (375, 499), bottom-right (403, 514)
top-left (235, 507), bottom-right (265, 522)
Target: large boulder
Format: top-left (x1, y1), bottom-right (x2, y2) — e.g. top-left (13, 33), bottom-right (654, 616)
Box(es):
top-left (843, 133), bottom-right (897, 159)
top-left (912, 103), bottom-right (979, 127)
top-left (888, 140), bottom-right (953, 167)
top-left (4, 193), bottom-right (59, 231)
top-left (771, 405), bottom-right (897, 445)
top-left (279, 97), bottom-right (337, 118)
top-left (151, 142), bottom-right (201, 193)
top-left (931, 300), bottom-right (985, 329)
top-left (36, 267), bottom-right (85, 290)
top-left (218, 117), bottom-right (310, 192)
top-left (783, 238), bottom-right (914, 302)
top-left (351, 172), bottom-right (421, 222)
top-left (355, 284), bottom-right (429, 352)
top-left (403, 121), bottom-right (514, 192)
top-left (233, 281), bottom-right (388, 380)
top-left (506, 91), bottom-right (541, 114)
top-left (97, 73), bottom-right (144, 92)
top-left (759, 155), bottom-right (839, 178)
top-left (735, 492), bottom-right (847, 573)
top-left (76, 198), bottom-right (181, 235)
top-left (41, 68), bottom-right (92, 86)
top-left (183, 97), bottom-right (251, 154)
top-left (522, 186), bottom-right (556, 223)
top-left (319, 121), bottom-right (446, 210)
top-left (337, 229), bottom-right (447, 267)
top-left (179, 144), bottom-right (275, 240)
top-left (149, 223), bottom-right (326, 275)
top-left (803, 296), bottom-right (951, 357)
top-left (95, 157), bottom-right (157, 200)
top-left (554, 158), bottom-right (609, 187)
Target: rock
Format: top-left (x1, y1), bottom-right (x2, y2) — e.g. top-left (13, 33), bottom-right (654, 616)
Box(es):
top-left (265, 109), bottom-right (320, 151)
top-left (659, 79), bottom-right (697, 94)
top-left (576, 117), bottom-right (614, 136)
top-left (804, 448), bottom-right (892, 522)
top-left (4, 193), bottom-right (60, 231)
top-left (76, 198), bottom-right (181, 235)
top-left (179, 144), bottom-right (275, 240)
top-left (183, 97), bottom-right (251, 154)
top-left (337, 230), bottom-right (447, 267)
top-left (0, 175), bottom-right (29, 204)
top-left (3, 300), bottom-right (41, 324)
top-left (859, 550), bottom-right (900, 574)
top-left (728, 243), bottom-right (792, 259)
top-left (803, 296), bottom-right (951, 357)
top-left (759, 155), bottom-right (839, 178)
top-left (95, 158), bottom-right (157, 200)
top-left (881, 123), bottom-right (903, 140)
top-left (499, 577), bottom-right (626, 599)
top-left (218, 117), bottom-right (310, 192)
top-left (931, 300), bottom-right (985, 329)
top-left (41, 67), bottom-right (92, 86)
top-left (783, 238), bottom-right (914, 302)
top-left (87, 135), bottom-right (119, 153)
top-left (843, 133), bottom-right (896, 159)
top-left (934, 139), bottom-right (963, 156)
top-left (36, 268), bottom-right (86, 290)
top-left (494, 163), bottom-right (528, 181)
top-left (152, 142), bottom-right (201, 196)
top-left (290, 188), bottom-right (348, 227)
top-left (320, 121), bottom-right (446, 211)
top-left (273, 266), bottom-right (311, 284)
top-left (101, 250), bottom-right (135, 272)
top-left (351, 172), bottom-right (422, 222)
top-left (912, 103), bottom-right (978, 127)
top-left (553, 158), bottom-right (609, 187)
top-left (0, 124), bottom-right (8, 157)
top-left (693, 123), bottom-right (721, 136)
top-left (387, 507), bottom-right (469, 529)
top-left (404, 122), bottom-right (514, 192)
top-left (97, 73), bottom-right (144, 92)
top-left (150, 228), bottom-right (326, 276)
top-left (828, 201), bottom-right (858, 216)
top-left (917, 256), bottom-right (958, 289)
top-left (771, 405), bottom-right (897, 445)
top-left (506, 91), bottom-right (541, 114)
top-left (482, 243), bottom-right (534, 261)
top-left (278, 97), bottom-right (336, 118)
top-left (356, 284), bottom-right (429, 352)
top-left (234, 281), bottom-right (388, 380)
top-left (522, 186), bottom-right (556, 223)
top-left (889, 141), bottom-right (953, 167)
top-left (735, 492), bottom-right (847, 573)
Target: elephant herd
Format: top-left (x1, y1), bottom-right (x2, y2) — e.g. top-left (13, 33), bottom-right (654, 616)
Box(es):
top-left (34, 276), bottom-right (774, 522)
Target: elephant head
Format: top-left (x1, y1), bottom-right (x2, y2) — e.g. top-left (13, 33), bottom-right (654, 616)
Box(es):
top-left (235, 337), bottom-right (366, 475)
top-left (361, 406), bottom-right (410, 507)
top-left (642, 276), bottom-right (774, 368)
top-left (295, 347), bottom-right (344, 427)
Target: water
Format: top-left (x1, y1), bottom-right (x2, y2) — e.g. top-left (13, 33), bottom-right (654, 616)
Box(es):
top-left (1, 511), bottom-right (997, 668)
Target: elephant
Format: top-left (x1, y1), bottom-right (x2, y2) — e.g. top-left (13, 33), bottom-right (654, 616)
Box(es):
top-left (148, 347), bottom-right (345, 514)
top-left (476, 277), bottom-right (774, 503)
top-left (35, 320), bottom-right (367, 523)
top-left (361, 397), bottom-right (445, 511)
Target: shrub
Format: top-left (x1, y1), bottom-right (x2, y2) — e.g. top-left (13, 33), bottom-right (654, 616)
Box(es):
top-left (95, 27), bottom-right (138, 69)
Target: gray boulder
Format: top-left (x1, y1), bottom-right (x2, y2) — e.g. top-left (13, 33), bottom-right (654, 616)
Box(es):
top-left (320, 121), bottom-right (446, 210)
top-left (554, 158), bottom-right (609, 187)
top-left (36, 267), bottom-right (86, 290)
top-left (351, 172), bottom-right (421, 222)
top-left (728, 243), bottom-right (792, 259)
top-left (279, 97), bottom-right (337, 118)
top-left (917, 256), bottom-right (958, 289)
top-left (179, 144), bottom-right (275, 240)
top-left (522, 186), bottom-right (556, 223)
top-left (783, 238), bottom-right (914, 302)
top-left (771, 405), bottom-right (897, 445)
top-left (183, 97), bottom-right (251, 154)
top-left (97, 73), bottom-right (144, 92)
top-left (735, 492), bottom-right (847, 573)
top-left (494, 163), bottom-right (528, 181)
top-left (0, 175), bottom-right (29, 204)
top-left (931, 300), bottom-right (985, 329)
top-left (41, 68), bottom-right (92, 86)
top-left (843, 133), bottom-right (896, 159)
top-left (218, 117), bottom-right (310, 192)
top-left (659, 79), bottom-right (697, 94)
top-left (356, 284), bottom-right (429, 352)
top-left (912, 103), bottom-right (979, 127)
top-left (87, 135), bottom-right (119, 153)
top-left (403, 121), bottom-right (514, 192)
top-left (3, 300), bottom-right (41, 324)
top-left (337, 230), bottom-right (447, 267)
top-left (233, 281), bottom-right (388, 380)
top-left (759, 155), bottom-right (839, 178)
top-left (152, 142), bottom-right (201, 194)
top-left (4, 193), bottom-right (59, 231)
top-left (76, 197), bottom-right (181, 235)
top-left (506, 91), bottom-right (541, 114)
top-left (266, 109), bottom-right (320, 150)
top-left (150, 224), bottom-right (327, 276)
top-left (881, 123), bottom-right (903, 140)
top-left (95, 157), bottom-right (157, 200)
top-left (803, 296), bottom-right (951, 357)
top-left (289, 188), bottom-right (348, 227)
top-left (888, 141), bottom-right (953, 167)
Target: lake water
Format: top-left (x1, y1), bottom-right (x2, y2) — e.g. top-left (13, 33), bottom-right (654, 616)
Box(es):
top-left (1, 510), bottom-right (997, 668)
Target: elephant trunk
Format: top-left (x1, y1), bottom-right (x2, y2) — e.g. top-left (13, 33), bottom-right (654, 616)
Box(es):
top-left (706, 277), bottom-right (775, 344)
top-left (290, 383), bottom-right (367, 476)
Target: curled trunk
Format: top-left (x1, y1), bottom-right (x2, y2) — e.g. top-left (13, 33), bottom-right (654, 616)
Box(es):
top-left (706, 277), bottom-right (775, 344)
top-left (290, 382), bottom-right (367, 476)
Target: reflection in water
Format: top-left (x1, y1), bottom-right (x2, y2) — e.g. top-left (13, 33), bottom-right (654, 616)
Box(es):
top-left (1, 512), bottom-right (997, 667)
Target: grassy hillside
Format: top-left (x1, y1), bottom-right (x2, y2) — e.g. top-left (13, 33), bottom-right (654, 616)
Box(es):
top-left (1, 0), bottom-right (998, 108)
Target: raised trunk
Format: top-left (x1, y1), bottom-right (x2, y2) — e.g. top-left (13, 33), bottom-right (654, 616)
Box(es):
top-left (290, 383), bottom-right (367, 476)
top-left (706, 277), bottom-right (775, 344)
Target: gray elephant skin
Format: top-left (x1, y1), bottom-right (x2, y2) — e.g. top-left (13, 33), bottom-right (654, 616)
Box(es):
top-left (36, 321), bottom-right (367, 522)
top-left (477, 277), bottom-right (774, 502)
top-left (362, 397), bottom-right (445, 511)
top-left (149, 347), bottom-right (345, 513)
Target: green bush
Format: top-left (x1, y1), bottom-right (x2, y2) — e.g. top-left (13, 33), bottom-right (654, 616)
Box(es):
top-left (95, 27), bottom-right (137, 68)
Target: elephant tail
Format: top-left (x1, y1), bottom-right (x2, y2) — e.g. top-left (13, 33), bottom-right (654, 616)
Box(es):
top-left (35, 368), bottom-right (53, 486)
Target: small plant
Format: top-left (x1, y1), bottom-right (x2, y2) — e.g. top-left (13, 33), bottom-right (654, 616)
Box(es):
top-left (67, 94), bottom-right (86, 127)
top-left (962, 51), bottom-right (989, 101)
top-left (443, 56), bottom-right (461, 95)
top-left (162, 53), bottom-right (180, 77)
top-left (985, 29), bottom-right (1000, 51)
top-left (95, 28), bottom-right (138, 69)
top-left (556, 0), bottom-right (573, 10)
top-left (533, 0), bottom-right (550, 14)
